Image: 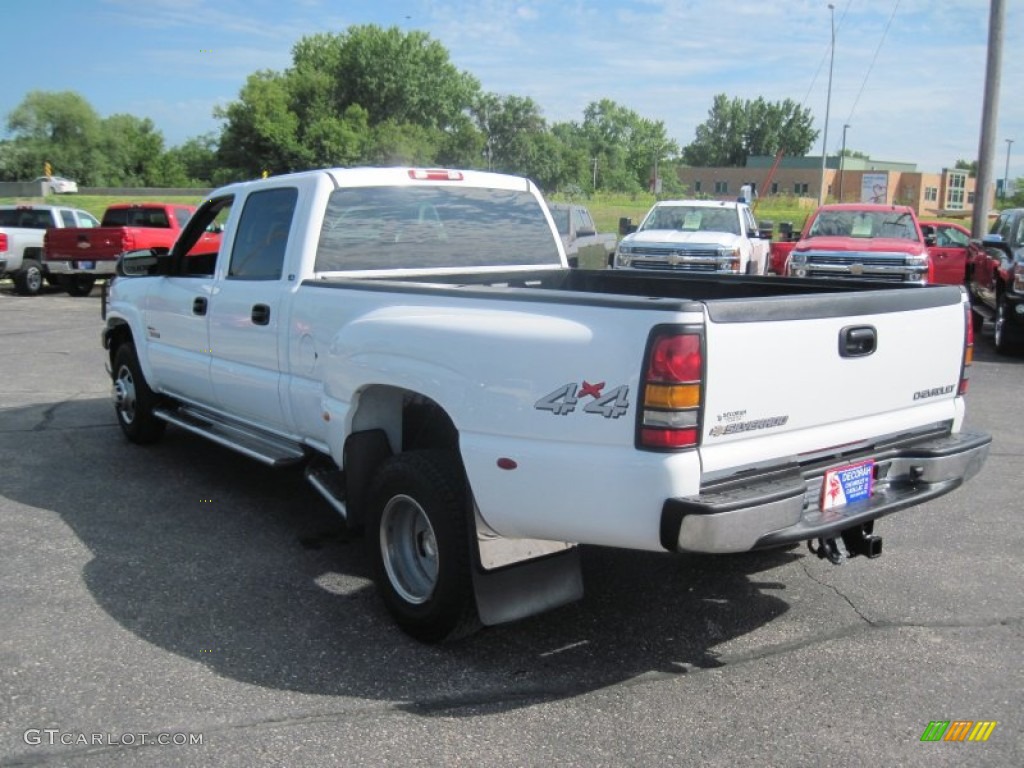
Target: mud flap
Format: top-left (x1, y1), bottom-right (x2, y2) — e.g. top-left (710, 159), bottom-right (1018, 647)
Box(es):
top-left (470, 509), bottom-right (584, 627)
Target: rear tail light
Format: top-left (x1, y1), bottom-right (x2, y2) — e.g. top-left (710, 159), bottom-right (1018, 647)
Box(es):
top-left (0, 233), bottom-right (7, 252)
top-left (637, 328), bottom-right (703, 450)
top-left (960, 304), bottom-right (974, 396)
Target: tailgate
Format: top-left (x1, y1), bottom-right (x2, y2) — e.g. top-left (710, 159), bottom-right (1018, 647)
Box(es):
top-left (45, 227), bottom-right (126, 260)
top-left (697, 286), bottom-right (967, 477)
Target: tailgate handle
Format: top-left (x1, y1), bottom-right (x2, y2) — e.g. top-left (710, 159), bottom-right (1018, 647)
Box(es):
top-left (840, 325), bottom-right (876, 357)
top-left (192, 297), bottom-right (207, 316)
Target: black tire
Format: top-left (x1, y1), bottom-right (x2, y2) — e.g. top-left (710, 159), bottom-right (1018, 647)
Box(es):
top-left (64, 275), bottom-right (97, 297)
top-left (112, 343), bottom-right (166, 444)
top-left (366, 450), bottom-right (480, 643)
top-left (13, 261), bottom-right (44, 296)
top-left (993, 294), bottom-right (1020, 355)
top-left (970, 306), bottom-right (985, 335)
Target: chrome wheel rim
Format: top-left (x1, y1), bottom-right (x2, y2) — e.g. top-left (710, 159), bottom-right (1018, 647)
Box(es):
top-left (26, 267), bottom-right (42, 293)
top-left (113, 365), bottom-right (137, 425)
top-left (379, 494), bottom-right (438, 604)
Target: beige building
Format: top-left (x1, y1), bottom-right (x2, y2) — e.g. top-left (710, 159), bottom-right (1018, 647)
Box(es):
top-left (676, 156), bottom-right (992, 218)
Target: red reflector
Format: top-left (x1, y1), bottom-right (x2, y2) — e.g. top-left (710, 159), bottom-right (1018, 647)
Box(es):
top-left (408, 169), bottom-right (463, 181)
top-left (647, 334), bottom-right (701, 382)
top-left (496, 457), bottom-right (518, 470)
top-left (641, 427), bottom-right (699, 449)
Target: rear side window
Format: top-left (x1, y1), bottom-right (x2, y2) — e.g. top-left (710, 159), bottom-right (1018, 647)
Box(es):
top-left (228, 187), bottom-right (298, 280)
top-left (315, 185), bottom-right (561, 272)
top-left (0, 209), bottom-right (52, 228)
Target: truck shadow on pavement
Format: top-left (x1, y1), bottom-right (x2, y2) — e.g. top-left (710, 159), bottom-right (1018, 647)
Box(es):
top-left (3, 398), bottom-right (800, 716)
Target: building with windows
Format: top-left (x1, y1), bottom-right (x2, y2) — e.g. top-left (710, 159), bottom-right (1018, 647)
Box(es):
top-left (677, 156), bottom-right (991, 218)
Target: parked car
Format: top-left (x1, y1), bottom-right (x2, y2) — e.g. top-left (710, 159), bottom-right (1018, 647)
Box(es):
top-left (785, 203), bottom-right (965, 285)
top-left (966, 208), bottom-right (1024, 353)
top-left (613, 200), bottom-right (770, 275)
top-left (921, 220), bottom-right (971, 284)
top-left (103, 166), bottom-right (989, 642)
top-left (547, 203), bottom-right (617, 268)
top-left (34, 176), bottom-right (79, 194)
top-left (44, 202), bottom-right (220, 296)
top-left (0, 204), bottom-right (100, 295)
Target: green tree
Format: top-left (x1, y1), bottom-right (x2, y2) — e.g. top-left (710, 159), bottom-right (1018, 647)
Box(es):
top-left (97, 114), bottom-right (166, 185)
top-left (161, 133), bottom-right (219, 185)
top-left (215, 25), bottom-right (483, 177)
top-left (954, 158), bottom-right (978, 177)
top-left (573, 99), bottom-right (678, 193)
top-left (4, 90), bottom-right (103, 182)
top-left (683, 94), bottom-right (817, 167)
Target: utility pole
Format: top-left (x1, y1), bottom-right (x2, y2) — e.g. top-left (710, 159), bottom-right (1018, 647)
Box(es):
top-left (818, 4), bottom-right (835, 206)
top-left (839, 124), bottom-right (850, 202)
top-left (972, 0), bottom-right (1004, 237)
top-left (1003, 138), bottom-right (1014, 200)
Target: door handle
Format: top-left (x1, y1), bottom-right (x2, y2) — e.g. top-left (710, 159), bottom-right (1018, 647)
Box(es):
top-left (192, 296), bottom-right (207, 315)
top-left (251, 304), bottom-right (271, 326)
top-left (839, 325), bottom-right (876, 357)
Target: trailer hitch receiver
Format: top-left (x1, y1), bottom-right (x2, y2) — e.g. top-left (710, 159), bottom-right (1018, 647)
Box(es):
top-left (808, 522), bottom-right (883, 565)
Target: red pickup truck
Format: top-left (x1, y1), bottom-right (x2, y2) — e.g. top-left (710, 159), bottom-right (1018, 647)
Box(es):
top-left (772, 204), bottom-right (966, 285)
top-left (44, 202), bottom-right (221, 296)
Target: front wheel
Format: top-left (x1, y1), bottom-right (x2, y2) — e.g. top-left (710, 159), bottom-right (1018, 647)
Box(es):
top-left (64, 275), bottom-right (97, 297)
top-left (112, 343), bottom-right (166, 444)
top-left (366, 450), bottom-right (480, 643)
top-left (993, 294), bottom-right (1020, 355)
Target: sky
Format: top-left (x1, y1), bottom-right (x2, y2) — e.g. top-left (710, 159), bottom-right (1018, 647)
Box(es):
top-left (2, 0), bottom-right (1022, 180)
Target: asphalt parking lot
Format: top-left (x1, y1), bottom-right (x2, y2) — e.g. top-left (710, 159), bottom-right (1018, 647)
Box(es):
top-left (0, 285), bottom-right (1021, 767)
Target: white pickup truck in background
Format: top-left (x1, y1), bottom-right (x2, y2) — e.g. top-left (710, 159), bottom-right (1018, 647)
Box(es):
top-left (614, 199), bottom-right (770, 275)
top-left (547, 202), bottom-right (617, 269)
top-left (103, 167), bottom-right (989, 642)
top-left (0, 204), bottom-right (100, 295)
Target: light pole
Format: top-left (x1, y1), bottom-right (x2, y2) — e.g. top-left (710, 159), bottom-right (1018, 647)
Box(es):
top-left (818, 3), bottom-right (836, 206)
top-left (1003, 138), bottom-right (1014, 200)
top-left (839, 123), bottom-right (850, 202)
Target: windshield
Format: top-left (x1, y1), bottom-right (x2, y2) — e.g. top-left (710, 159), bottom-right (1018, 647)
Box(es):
top-left (808, 210), bottom-right (920, 241)
top-left (640, 205), bottom-right (739, 235)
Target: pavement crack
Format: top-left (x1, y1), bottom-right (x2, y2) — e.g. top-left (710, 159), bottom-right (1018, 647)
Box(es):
top-left (799, 558), bottom-right (876, 625)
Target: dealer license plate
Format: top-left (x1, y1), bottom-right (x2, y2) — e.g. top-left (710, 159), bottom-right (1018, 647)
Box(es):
top-left (820, 460), bottom-right (875, 511)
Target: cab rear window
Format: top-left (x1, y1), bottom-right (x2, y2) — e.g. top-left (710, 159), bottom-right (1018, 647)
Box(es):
top-left (315, 186), bottom-right (560, 272)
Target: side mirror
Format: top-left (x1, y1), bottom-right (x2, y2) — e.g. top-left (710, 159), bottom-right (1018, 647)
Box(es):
top-left (982, 233), bottom-right (1005, 245)
top-left (118, 247), bottom-right (172, 277)
top-left (924, 234), bottom-right (937, 247)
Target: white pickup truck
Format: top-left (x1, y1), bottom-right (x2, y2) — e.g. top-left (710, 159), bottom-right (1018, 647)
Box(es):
top-left (102, 167), bottom-right (990, 642)
top-left (614, 199), bottom-right (770, 275)
top-left (0, 204), bottom-right (100, 295)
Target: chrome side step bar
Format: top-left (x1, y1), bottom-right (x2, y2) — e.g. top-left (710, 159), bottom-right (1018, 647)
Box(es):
top-left (305, 466), bottom-right (348, 521)
top-left (153, 405), bottom-right (306, 466)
